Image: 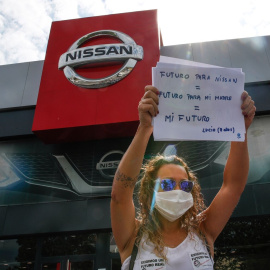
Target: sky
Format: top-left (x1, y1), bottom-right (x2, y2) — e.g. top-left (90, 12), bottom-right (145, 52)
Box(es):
top-left (0, 0), bottom-right (270, 65)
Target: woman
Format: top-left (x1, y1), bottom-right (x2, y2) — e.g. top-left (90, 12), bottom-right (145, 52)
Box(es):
top-left (111, 85), bottom-right (256, 270)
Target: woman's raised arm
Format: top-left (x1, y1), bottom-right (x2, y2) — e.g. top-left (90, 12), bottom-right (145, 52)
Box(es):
top-left (110, 86), bottom-right (159, 255)
top-left (200, 91), bottom-right (256, 244)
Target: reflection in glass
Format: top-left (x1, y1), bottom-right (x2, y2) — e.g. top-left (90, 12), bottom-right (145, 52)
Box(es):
top-left (70, 261), bottom-right (94, 270)
top-left (0, 237), bottom-right (36, 270)
top-left (110, 234), bottom-right (119, 254)
top-left (215, 215), bottom-right (270, 269)
top-left (42, 262), bottom-right (60, 270)
top-left (0, 261), bottom-right (34, 270)
top-left (42, 233), bottom-right (97, 256)
top-left (111, 258), bottom-right (121, 270)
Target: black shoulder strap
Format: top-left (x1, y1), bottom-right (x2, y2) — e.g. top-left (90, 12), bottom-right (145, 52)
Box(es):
top-left (129, 241), bottom-right (139, 270)
top-left (204, 237), bottom-right (214, 264)
top-left (129, 227), bottom-right (141, 270)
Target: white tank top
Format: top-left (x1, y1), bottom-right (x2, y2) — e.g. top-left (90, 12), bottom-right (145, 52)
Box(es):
top-left (121, 233), bottom-right (214, 270)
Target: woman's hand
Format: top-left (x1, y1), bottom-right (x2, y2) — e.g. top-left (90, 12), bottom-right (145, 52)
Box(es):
top-left (138, 85), bottom-right (159, 128)
top-left (241, 91), bottom-right (256, 131)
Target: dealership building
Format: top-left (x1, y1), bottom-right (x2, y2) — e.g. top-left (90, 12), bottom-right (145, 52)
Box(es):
top-left (0, 10), bottom-right (270, 270)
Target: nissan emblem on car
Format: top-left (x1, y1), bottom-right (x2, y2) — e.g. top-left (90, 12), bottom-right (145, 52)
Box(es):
top-left (96, 150), bottom-right (124, 179)
top-left (58, 30), bottom-right (144, 88)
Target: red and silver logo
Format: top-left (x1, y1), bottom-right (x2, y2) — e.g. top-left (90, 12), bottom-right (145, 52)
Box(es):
top-left (58, 30), bottom-right (144, 89)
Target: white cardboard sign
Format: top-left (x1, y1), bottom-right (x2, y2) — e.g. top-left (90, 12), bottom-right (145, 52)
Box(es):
top-left (152, 58), bottom-right (245, 142)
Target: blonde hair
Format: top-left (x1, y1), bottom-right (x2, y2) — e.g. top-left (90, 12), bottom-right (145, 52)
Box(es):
top-left (136, 155), bottom-right (206, 260)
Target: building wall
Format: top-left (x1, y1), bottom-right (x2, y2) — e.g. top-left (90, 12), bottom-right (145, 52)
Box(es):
top-left (0, 36), bottom-right (270, 239)
top-left (0, 35), bottom-right (270, 111)
top-left (0, 61), bottom-right (43, 110)
top-left (160, 35), bottom-right (270, 83)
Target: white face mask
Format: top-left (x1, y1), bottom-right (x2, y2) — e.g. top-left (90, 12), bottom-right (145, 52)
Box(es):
top-left (154, 190), bottom-right (194, 222)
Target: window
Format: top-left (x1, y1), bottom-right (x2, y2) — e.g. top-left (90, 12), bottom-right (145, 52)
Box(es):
top-left (0, 237), bottom-right (36, 270)
top-left (42, 233), bottom-right (97, 256)
top-left (69, 260), bottom-right (94, 270)
top-left (215, 215), bottom-right (270, 269)
top-left (110, 234), bottom-right (119, 254)
top-left (110, 233), bottom-right (121, 270)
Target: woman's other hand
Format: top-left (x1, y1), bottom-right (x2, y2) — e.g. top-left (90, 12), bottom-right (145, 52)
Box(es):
top-left (241, 91), bottom-right (256, 130)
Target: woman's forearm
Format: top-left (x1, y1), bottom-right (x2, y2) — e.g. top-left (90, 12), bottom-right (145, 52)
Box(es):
top-left (223, 133), bottom-right (249, 194)
top-left (111, 124), bottom-right (153, 202)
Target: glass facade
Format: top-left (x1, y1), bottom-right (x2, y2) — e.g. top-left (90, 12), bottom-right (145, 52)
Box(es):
top-left (1, 116), bottom-right (270, 206)
top-left (41, 262), bottom-right (59, 270)
top-left (0, 33), bottom-right (270, 270)
top-left (41, 234), bottom-right (97, 256)
top-left (0, 232), bottom-right (99, 270)
top-left (0, 237), bottom-right (36, 270)
top-left (0, 114), bottom-right (269, 270)
top-left (215, 215), bottom-right (270, 269)
top-left (68, 261), bottom-right (94, 270)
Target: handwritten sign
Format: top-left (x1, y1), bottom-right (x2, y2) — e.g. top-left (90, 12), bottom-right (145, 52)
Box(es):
top-left (152, 59), bottom-right (245, 142)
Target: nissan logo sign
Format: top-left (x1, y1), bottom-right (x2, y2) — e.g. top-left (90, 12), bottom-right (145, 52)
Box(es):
top-left (58, 30), bottom-right (144, 89)
top-left (96, 150), bottom-right (124, 179)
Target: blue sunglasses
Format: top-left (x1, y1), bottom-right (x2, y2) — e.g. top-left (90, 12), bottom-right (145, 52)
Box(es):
top-left (160, 178), bottom-right (194, 193)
